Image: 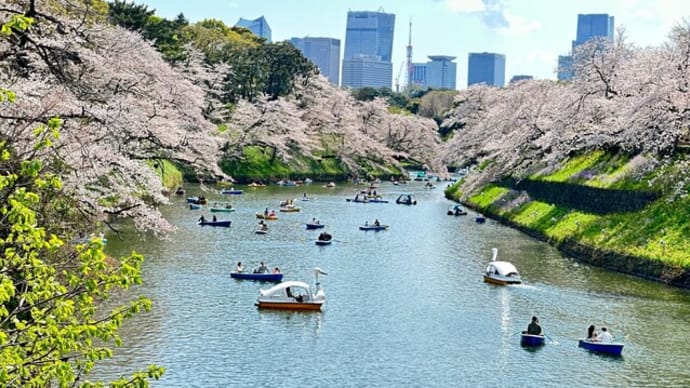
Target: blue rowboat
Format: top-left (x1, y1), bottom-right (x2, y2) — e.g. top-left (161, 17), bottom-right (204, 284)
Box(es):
top-left (578, 340), bottom-right (624, 356)
top-left (231, 272), bottom-right (283, 282)
top-left (306, 223), bottom-right (325, 230)
top-left (359, 225), bottom-right (389, 231)
top-left (198, 220), bottom-right (232, 227)
top-left (315, 240), bottom-right (332, 246)
top-left (189, 203), bottom-right (202, 210)
top-left (520, 334), bottom-right (545, 346)
top-left (221, 189), bottom-right (243, 195)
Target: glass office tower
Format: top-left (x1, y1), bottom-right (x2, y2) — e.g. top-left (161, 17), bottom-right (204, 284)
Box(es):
top-left (290, 37), bottom-right (341, 85)
top-left (467, 52), bottom-right (505, 87)
top-left (342, 10), bottom-right (395, 89)
top-left (235, 16), bottom-right (272, 42)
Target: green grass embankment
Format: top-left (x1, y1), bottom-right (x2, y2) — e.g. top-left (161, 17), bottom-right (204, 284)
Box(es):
top-left (219, 146), bottom-right (404, 183)
top-left (447, 152), bottom-right (690, 287)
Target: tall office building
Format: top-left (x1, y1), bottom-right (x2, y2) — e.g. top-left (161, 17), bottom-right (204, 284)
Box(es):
top-left (426, 56), bottom-right (457, 89)
top-left (467, 52), bottom-right (505, 87)
top-left (235, 16), bottom-right (272, 42)
top-left (342, 10), bottom-right (395, 89)
top-left (290, 37), bottom-right (341, 85)
top-left (573, 13), bottom-right (614, 49)
top-left (411, 56), bottom-right (457, 89)
top-left (558, 13), bottom-right (614, 80)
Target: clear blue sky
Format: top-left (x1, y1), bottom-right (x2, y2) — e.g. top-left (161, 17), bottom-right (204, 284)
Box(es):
top-left (138, 0), bottom-right (688, 88)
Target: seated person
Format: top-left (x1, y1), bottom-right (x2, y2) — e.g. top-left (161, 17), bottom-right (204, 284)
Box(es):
top-left (596, 327), bottom-right (613, 344)
top-left (374, 219), bottom-right (380, 226)
top-left (235, 262), bottom-right (244, 272)
top-left (257, 262), bottom-right (268, 273)
top-left (273, 267), bottom-right (281, 274)
top-left (526, 316), bottom-right (542, 335)
top-left (587, 325), bottom-right (598, 341)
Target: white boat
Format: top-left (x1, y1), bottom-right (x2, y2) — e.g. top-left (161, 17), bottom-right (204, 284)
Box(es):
top-left (483, 248), bottom-right (522, 285)
top-left (256, 268), bottom-right (327, 311)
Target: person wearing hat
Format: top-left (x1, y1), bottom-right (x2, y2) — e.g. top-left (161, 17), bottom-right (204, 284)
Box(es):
top-left (526, 316), bottom-right (543, 335)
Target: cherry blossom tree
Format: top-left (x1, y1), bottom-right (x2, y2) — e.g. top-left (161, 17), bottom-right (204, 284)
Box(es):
top-left (1, 0), bottom-right (224, 235)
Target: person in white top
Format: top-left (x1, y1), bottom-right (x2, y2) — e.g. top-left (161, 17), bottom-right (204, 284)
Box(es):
top-left (596, 327), bottom-right (613, 343)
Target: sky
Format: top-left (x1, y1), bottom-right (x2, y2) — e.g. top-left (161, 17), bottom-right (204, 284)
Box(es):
top-left (138, 0), bottom-right (690, 89)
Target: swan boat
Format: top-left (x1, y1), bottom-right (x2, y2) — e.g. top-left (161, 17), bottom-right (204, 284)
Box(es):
top-left (483, 248), bottom-right (522, 285)
top-left (256, 268), bottom-right (327, 311)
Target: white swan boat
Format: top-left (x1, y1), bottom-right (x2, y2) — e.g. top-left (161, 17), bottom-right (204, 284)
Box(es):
top-left (483, 248), bottom-right (522, 285)
top-left (256, 268), bottom-right (327, 311)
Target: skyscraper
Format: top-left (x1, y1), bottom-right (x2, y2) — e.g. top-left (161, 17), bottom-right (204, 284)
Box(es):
top-left (573, 13), bottom-right (614, 49)
top-left (235, 16), bottom-right (272, 42)
top-left (558, 13), bottom-right (614, 81)
top-left (341, 10), bottom-right (395, 89)
top-left (290, 37), bottom-right (341, 85)
top-left (467, 52), bottom-right (505, 88)
top-left (426, 56), bottom-right (457, 89)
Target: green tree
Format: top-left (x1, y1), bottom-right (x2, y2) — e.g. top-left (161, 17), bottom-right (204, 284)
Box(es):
top-left (0, 114), bottom-right (162, 387)
top-left (107, 0), bottom-right (154, 32)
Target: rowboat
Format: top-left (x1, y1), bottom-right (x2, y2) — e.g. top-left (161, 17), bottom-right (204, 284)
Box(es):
top-left (210, 203), bottom-right (235, 212)
top-left (220, 188), bottom-right (243, 195)
top-left (578, 339), bottom-right (624, 356)
top-left (395, 194), bottom-right (417, 205)
top-left (447, 204), bottom-right (467, 216)
top-left (189, 203), bottom-right (202, 210)
top-left (256, 213), bottom-right (278, 220)
top-left (475, 215), bottom-right (486, 223)
top-left (231, 272), bottom-right (282, 282)
top-left (174, 187), bottom-right (185, 196)
top-left (483, 248), bottom-right (521, 285)
top-left (315, 240), bottom-right (332, 246)
top-left (255, 228), bottom-right (268, 235)
top-left (359, 224), bottom-right (389, 231)
top-left (306, 223), bottom-right (325, 230)
top-left (520, 334), bottom-right (545, 346)
top-left (256, 268), bottom-right (327, 311)
top-left (198, 220), bottom-right (232, 227)
top-left (279, 206), bottom-right (301, 212)
top-left (187, 196), bottom-right (208, 205)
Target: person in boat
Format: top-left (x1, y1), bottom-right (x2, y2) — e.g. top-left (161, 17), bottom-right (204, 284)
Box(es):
top-left (198, 214), bottom-right (206, 223)
top-left (273, 267), bottom-right (281, 274)
top-left (236, 262), bottom-right (244, 273)
top-left (212, 215), bottom-right (217, 222)
top-left (269, 210), bottom-right (276, 217)
top-left (587, 325), bottom-right (598, 340)
top-left (374, 219), bottom-right (380, 226)
top-left (255, 262), bottom-right (268, 274)
top-left (312, 217), bottom-right (320, 225)
top-left (596, 327), bottom-right (613, 343)
top-left (303, 192), bottom-right (308, 199)
top-left (264, 208), bottom-right (269, 216)
top-left (261, 223), bottom-right (268, 231)
top-left (318, 232), bottom-right (332, 241)
top-left (525, 316), bottom-right (542, 335)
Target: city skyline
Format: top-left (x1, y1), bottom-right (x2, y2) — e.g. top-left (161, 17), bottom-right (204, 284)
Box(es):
top-left (140, 0), bottom-right (688, 89)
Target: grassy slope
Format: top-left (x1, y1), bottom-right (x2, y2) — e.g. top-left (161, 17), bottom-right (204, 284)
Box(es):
top-left (452, 152), bottom-right (690, 269)
top-left (219, 145), bottom-right (403, 182)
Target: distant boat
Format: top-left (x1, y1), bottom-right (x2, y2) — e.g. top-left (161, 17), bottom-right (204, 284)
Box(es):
top-left (395, 194), bottom-right (417, 205)
top-left (578, 339), bottom-right (624, 356)
top-left (220, 188), bottom-right (243, 195)
top-left (306, 223), bottom-right (325, 230)
top-left (359, 224), bottom-right (389, 231)
top-left (256, 213), bottom-right (278, 220)
top-left (475, 215), bottom-right (486, 223)
top-left (247, 182), bottom-right (266, 187)
top-left (325, 182), bottom-right (335, 188)
top-left (231, 272), bottom-right (282, 282)
top-left (189, 203), bottom-right (202, 210)
top-left (174, 187), bottom-right (185, 196)
top-left (198, 220), bottom-right (232, 227)
top-left (210, 203), bottom-right (235, 212)
top-left (447, 204), bottom-right (467, 216)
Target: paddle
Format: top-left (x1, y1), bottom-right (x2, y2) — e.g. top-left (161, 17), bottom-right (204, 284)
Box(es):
top-left (543, 333), bottom-right (558, 345)
top-left (613, 335), bottom-right (626, 342)
top-left (333, 239), bottom-right (348, 243)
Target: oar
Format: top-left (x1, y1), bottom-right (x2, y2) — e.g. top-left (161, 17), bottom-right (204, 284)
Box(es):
top-left (543, 333), bottom-right (558, 345)
top-left (613, 335), bottom-right (626, 342)
top-left (333, 239), bottom-right (348, 243)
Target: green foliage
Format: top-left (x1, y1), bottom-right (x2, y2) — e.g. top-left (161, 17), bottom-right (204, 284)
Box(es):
top-left (533, 151), bottom-right (605, 182)
top-left (1, 14), bottom-right (34, 35)
top-left (107, 0), bottom-right (154, 32)
top-left (0, 111), bottom-right (159, 385)
top-left (220, 146), bottom-right (348, 181)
